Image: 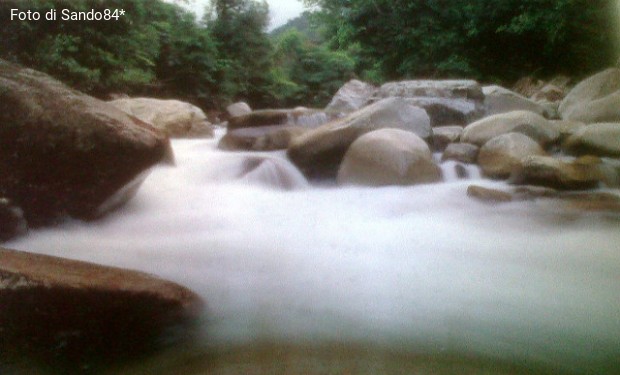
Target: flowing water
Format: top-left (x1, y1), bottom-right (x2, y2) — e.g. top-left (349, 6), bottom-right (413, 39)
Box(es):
top-left (6, 131), bottom-right (620, 374)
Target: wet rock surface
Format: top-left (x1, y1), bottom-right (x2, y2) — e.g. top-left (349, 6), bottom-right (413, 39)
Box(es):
top-left (0, 247), bottom-right (203, 370)
top-left (0, 59), bottom-right (171, 226)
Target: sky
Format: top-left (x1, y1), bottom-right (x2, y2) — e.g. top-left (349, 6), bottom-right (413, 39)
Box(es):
top-left (178, 0), bottom-right (306, 30)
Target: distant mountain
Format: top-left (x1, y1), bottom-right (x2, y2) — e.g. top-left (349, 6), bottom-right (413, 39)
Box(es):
top-left (270, 12), bottom-right (320, 43)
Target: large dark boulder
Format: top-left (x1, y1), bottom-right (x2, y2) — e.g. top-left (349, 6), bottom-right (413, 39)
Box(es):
top-left (0, 60), bottom-right (172, 226)
top-left (0, 247), bottom-right (203, 369)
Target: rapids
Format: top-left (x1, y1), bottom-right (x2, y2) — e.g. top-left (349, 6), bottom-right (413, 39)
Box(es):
top-left (6, 131), bottom-right (620, 373)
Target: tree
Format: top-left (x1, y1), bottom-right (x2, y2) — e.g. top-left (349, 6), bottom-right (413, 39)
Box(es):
top-left (304, 0), bottom-right (617, 83)
top-left (207, 0), bottom-right (274, 106)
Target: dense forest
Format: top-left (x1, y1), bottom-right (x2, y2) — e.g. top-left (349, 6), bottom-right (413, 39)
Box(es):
top-left (0, 0), bottom-right (617, 110)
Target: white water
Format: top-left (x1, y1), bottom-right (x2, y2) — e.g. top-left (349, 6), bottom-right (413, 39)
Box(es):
top-left (7, 133), bottom-right (620, 373)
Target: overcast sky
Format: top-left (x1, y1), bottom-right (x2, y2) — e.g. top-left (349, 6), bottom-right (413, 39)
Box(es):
top-left (177, 0), bottom-right (306, 30)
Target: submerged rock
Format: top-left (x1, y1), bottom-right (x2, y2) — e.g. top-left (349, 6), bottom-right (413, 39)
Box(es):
top-left (337, 128), bottom-right (441, 186)
top-left (467, 185), bottom-right (513, 203)
top-left (0, 247), bottom-right (203, 368)
top-left (109, 98), bottom-right (214, 138)
top-left (0, 59), bottom-right (171, 226)
top-left (288, 98), bottom-right (431, 179)
top-left (478, 133), bottom-right (546, 178)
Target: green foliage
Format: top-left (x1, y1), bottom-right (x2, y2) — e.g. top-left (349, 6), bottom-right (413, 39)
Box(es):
top-left (305, 0), bottom-right (617, 83)
top-left (270, 29), bottom-right (355, 107)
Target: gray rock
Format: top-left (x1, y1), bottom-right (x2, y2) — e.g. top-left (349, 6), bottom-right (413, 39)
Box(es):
top-left (228, 108), bottom-right (330, 130)
top-left (563, 123), bottom-right (620, 157)
top-left (478, 133), bottom-right (546, 178)
top-left (325, 79), bottom-right (376, 114)
top-left (559, 68), bottom-right (620, 123)
top-left (462, 110), bottom-right (559, 147)
top-left (0, 60), bottom-right (171, 226)
top-left (374, 80), bottom-right (485, 126)
top-left (433, 125), bottom-right (463, 151)
top-left (483, 85), bottom-right (548, 117)
top-left (226, 101), bottom-right (252, 118)
top-left (218, 125), bottom-right (309, 151)
top-left (337, 129), bottom-right (441, 186)
top-left (442, 143), bottom-right (480, 164)
top-left (288, 97), bottom-right (431, 179)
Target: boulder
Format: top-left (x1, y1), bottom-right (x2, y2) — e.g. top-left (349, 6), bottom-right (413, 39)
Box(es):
top-left (228, 108), bottom-right (330, 131)
top-left (563, 123), bottom-right (620, 157)
top-left (109, 98), bottom-right (214, 138)
top-left (374, 80), bottom-right (485, 126)
top-left (509, 155), bottom-right (604, 190)
top-left (226, 101), bottom-right (252, 118)
top-left (325, 79), bottom-right (376, 114)
top-left (442, 143), bottom-right (480, 164)
top-left (288, 98), bottom-right (431, 179)
top-left (218, 125), bottom-right (309, 151)
top-left (337, 129), bottom-right (441, 186)
top-left (559, 68), bottom-right (620, 123)
top-left (377, 79), bottom-right (484, 101)
top-left (0, 60), bottom-right (171, 226)
top-left (467, 185), bottom-right (513, 203)
top-left (478, 133), bottom-right (546, 178)
top-left (461, 110), bottom-right (559, 147)
top-left (549, 120), bottom-right (585, 141)
top-left (0, 198), bottom-right (27, 242)
top-left (0, 247), bottom-right (203, 366)
top-left (432, 126), bottom-right (463, 151)
top-left (405, 97), bottom-right (483, 126)
top-left (483, 85), bottom-right (548, 117)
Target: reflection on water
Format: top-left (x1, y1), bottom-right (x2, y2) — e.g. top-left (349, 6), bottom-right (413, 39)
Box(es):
top-left (7, 134), bottom-right (620, 374)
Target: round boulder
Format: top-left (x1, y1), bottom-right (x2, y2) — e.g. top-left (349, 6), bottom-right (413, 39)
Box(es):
top-left (337, 128), bottom-right (441, 186)
top-left (462, 110), bottom-right (559, 147)
top-left (478, 133), bottom-right (546, 178)
top-left (559, 68), bottom-right (620, 123)
top-left (288, 98), bottom-right (431, 179)
top-left (563, 123), bottom-right (620, 157)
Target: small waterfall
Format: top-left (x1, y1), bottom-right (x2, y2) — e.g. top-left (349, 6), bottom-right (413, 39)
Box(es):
top-left (434, 153), bottom-right (481, 181)
top-left (238, 155), bottom-right (308, 190)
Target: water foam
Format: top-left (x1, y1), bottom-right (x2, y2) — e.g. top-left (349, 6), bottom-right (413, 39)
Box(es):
top-left (6, 136), bottom-right (620, 373)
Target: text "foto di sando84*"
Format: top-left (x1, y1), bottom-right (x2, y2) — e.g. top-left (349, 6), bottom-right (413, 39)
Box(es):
top-left (10, 8), bottom-right (126, 21)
